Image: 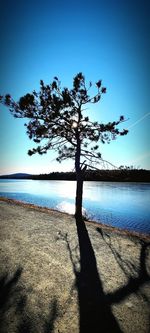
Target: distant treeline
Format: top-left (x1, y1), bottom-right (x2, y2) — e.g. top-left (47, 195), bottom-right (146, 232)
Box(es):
top-left (0, 169), bottom-right (149, 182)
top-left (31, 169), bottom-right (150, 182)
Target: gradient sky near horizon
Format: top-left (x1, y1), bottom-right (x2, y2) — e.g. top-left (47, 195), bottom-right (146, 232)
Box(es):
top-left (0, 0), bottom-right (150, 175)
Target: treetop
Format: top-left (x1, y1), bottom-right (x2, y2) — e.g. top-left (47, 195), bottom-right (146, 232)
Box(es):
top-left (0, 72), bottom-right (128, 169)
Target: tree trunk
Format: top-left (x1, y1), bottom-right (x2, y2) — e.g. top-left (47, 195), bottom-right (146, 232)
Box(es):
top-left (75, 170), bottom-right (83, 221)
top-left (75, 126), bottom-right (84, 221)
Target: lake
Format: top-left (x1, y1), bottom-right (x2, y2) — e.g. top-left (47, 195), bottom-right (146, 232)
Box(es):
top-left (0, 179), bottom-right (150, 234)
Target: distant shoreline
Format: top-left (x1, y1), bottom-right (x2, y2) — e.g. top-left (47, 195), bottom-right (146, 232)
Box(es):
top-left (0, 169), bottom-right (150, 182)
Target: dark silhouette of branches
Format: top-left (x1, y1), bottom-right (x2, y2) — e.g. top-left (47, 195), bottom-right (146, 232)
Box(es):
top-left (97, 228), bottom-right (150, 305)
top-left (0, 73), bottom-right (128, 220)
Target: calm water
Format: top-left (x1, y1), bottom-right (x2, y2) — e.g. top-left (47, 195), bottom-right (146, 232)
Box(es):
top-left (0, 179), bottom-right (150, 234)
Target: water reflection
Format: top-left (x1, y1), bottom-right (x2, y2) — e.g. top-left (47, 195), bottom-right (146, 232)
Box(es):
top-left (56, 201), bottom-right (75, 214)
top-left (0, 180), bottom-right (150, 234)
top-left (56, 201), bottom-right (87, 216)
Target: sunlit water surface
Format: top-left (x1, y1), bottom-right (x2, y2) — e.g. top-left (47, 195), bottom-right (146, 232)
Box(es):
top-left (0, 180), bottom-right (150, 234)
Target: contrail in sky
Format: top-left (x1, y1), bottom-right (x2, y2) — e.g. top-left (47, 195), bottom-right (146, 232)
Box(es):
top-left (128, 112), bottom-right (150, 129)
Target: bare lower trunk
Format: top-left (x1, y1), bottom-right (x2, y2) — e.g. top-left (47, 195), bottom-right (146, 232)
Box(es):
top-left (74, 110), bottom-right (85, 221)
top-left (75, 171), bottom-right (83, 221)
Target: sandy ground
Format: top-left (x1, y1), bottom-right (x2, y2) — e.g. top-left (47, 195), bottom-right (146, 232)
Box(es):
top-left (0, 198), bottom-right (150, 333)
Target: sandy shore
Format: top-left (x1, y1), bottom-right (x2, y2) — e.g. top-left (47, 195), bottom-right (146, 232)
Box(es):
top-left (0, 198), bottom-right (150, 333)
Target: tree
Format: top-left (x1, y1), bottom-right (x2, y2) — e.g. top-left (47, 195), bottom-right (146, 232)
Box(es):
top-left (0, 73), bottom-right (128, 221)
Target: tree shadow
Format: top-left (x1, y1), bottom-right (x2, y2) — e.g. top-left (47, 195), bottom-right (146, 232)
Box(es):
top-left (43, 298), bottom-right (58, 333)
top-left (0, 267), bottom-right (24, 332)
top-left (96, 227), bottom-right (150, 305)
top-left (17, 295), bottom-right (59, 333)
top-left (65, 218), bottom-right (122, 333)
top-left (0, 267), bottom-right (23, 310)
top-left (0, 267), bottom-right (59, 333)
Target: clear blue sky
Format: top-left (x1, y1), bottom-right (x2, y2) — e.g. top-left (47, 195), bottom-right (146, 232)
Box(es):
top-left (0, 0), bottom-right (150, 174)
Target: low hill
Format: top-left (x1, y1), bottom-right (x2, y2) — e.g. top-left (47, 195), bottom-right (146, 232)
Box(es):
top-left (0, 173), bottom-right (32, 179)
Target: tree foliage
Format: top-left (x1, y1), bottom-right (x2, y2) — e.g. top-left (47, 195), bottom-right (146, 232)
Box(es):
top-left (0, 73), bottom-right (129, 219)
top-left (0, 72), bottom-right (128, 170)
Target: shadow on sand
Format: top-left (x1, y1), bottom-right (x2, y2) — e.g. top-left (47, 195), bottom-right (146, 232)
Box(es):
top-left (97, 228), bottom-right (150, 305)
top-left (1, 224), bottom-right (149, 333)
top-left (66, 218), bottom-right (122, 333)
top-left (65, 218), bottom-right (150, 332)
top-left (0, 267), bottom-right (58, 333)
